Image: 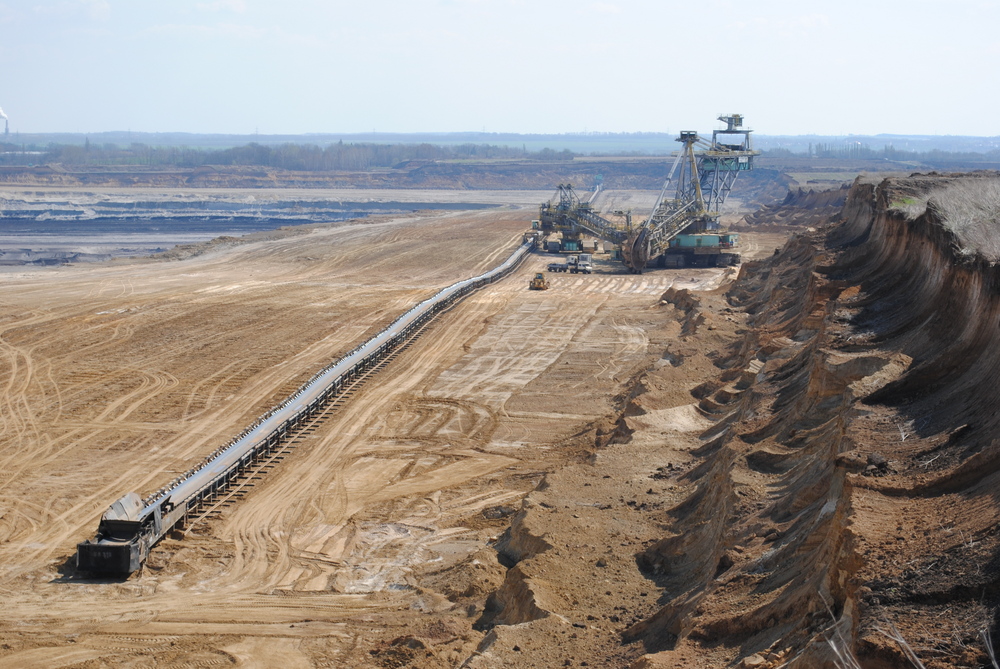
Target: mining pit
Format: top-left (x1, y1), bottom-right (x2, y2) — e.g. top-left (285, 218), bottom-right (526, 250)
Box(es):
top-left (1, 173), bottom-right (999, 668)
top-left (0, 187), bottom-right (544, 265)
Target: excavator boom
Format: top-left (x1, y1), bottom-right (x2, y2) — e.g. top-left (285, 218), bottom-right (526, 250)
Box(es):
top-left (537, 115), bottom-right (758, 272)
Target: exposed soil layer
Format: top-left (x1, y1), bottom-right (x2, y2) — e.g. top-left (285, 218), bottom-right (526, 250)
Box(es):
top-left (0, 198), bottom-right (787, 668)
top-left (7, 169), bottom-right (998, 668)
top-left (0, 161), bottom-right (790, 199)
top-left (739, 183), bottom-right (850, 229)
top-left (0, 185), bottom-right (544, 264)
top-left (468, 172), bottom-right (1000, 668)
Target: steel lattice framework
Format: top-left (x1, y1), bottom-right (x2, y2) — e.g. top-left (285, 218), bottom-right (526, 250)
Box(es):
top-left (538, 184), bottom-right (628, 247)
top-left (536, 115), bottom-right (758, 273)
top-left (622, 114), bottom-right (759, 272)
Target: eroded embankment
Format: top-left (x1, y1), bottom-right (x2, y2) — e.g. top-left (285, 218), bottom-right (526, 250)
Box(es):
top-left (741, 183), bottom-right (849, 229)
top-left (621, 227), bottom-right (863, 667)
top-left (472, 173), bottom-right (1000, 669)
top-left (639, 173), bottom-right (1000, 667)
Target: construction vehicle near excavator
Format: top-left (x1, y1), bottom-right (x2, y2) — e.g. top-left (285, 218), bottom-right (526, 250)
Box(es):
top-left (547, 254), bottom-right (593, 274)
top-left (529, 272), bottom-right (550, 290)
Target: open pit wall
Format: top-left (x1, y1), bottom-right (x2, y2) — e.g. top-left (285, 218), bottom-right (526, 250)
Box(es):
top-left (472, 174), bottom-right (1000, 668)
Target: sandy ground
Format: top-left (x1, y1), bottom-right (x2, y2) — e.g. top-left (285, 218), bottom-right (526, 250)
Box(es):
top-left (0, 205), bottom-right (787, 667)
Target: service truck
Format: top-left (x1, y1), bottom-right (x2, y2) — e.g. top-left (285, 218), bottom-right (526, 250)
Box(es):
top-left (547, 254), bottom-right (593, 274)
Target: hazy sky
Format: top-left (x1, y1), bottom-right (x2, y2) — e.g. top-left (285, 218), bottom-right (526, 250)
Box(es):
top-left (1, 0), bottom-right (997, 136)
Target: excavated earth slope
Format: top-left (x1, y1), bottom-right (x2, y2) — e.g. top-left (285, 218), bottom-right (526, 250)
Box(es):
top-left (0, 162), bottom-right (790, 196)
top-left (0, 206), bottom-right (784, 668)
top-left (4, 171), bottom-right (1000, 668)
top-left (740, 184), bottom-right (850, 229)
top-left (471, 172), bottom-right (1000, 668)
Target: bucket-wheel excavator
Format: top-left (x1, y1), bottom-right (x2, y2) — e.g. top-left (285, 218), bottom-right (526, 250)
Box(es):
top-left (538, 184), bottom-right (627, 253)
top-left (539, 114), bottom-right (759, 273)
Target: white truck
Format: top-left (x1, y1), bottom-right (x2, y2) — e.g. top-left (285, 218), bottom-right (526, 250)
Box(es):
top-left (575, 253), bottom-right (594, 273)
top-left (547, 254), bottom-right (593, 274)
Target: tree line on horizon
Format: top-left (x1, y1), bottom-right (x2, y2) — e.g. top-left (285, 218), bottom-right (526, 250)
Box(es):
top-left (767, 141), bottom-right (1000, 164)
top-left (1, 138), bottom-right (998, 170)
top-left (0, 140), bottom-right (576, 169)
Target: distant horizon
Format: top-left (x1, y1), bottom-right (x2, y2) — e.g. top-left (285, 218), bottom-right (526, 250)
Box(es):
top-left (4, 129), bottom-right (1000, 139)
top-left (3, 129), bottom-right (998, 158)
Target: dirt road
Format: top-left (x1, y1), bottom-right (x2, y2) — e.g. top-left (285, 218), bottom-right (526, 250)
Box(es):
top-left (0, 207), bottom-right (757, 667)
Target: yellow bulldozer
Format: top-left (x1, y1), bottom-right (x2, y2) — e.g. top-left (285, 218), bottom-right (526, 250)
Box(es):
top-left (529, 272), bottom-right (549, 290)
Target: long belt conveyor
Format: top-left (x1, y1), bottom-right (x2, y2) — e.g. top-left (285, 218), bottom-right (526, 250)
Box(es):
top-left (76, 241), bottom-right (533, 574)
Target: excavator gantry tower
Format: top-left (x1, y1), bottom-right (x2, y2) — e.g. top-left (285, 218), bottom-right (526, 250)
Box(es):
top-left (535, 114), bottom-right (758, 273)
top-left (622, 114), bottom-right (759, 272)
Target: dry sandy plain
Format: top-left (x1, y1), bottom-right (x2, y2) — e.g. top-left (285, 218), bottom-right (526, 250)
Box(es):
top-left (0, 204), bottom-right (787, 668)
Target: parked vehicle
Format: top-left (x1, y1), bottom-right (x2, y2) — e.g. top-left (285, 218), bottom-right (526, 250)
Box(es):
top-left (548, 255), bottom-right (592, 274)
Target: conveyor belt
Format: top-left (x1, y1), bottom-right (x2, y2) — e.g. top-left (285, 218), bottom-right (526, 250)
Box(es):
top-left (76, 240), bottom-right (533, 573)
